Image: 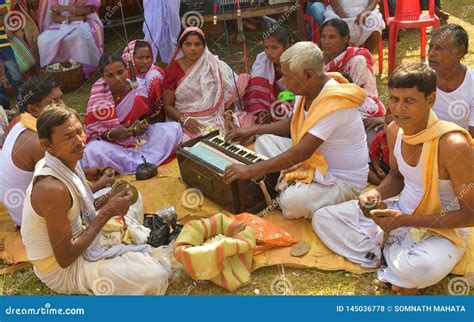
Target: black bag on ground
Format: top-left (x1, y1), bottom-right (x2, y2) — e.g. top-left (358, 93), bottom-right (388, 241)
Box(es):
top-left (143, 215), bottom-right (170, 247)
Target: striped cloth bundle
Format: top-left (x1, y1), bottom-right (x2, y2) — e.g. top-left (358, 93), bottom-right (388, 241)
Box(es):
top-left (174, 213), bottom-right (256, 292)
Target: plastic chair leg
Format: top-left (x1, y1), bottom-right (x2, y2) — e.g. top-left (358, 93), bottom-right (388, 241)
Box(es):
top-left (420, 27), bottom-right (426, 59)
top-left (388, 26), bottom-right (399, 73)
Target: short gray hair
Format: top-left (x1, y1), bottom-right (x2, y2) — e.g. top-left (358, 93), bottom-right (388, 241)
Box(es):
top-left (430, 24), bottom-right (469, 57)
top-left (280, 41), bottom-right (324, 75)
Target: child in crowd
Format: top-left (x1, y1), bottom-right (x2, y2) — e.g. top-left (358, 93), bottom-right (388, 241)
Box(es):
top-left (0, 0), bottom-right (24, 114)
top-left (368, 115), bottom-right (393, 185)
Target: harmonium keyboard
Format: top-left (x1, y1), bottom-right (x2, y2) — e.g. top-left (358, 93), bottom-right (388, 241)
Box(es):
top-left (177, 131), bottom-right (279, 214)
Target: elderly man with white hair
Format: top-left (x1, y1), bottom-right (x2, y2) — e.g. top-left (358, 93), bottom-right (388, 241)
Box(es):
top-left (223, 41), bottom-right (368, 219)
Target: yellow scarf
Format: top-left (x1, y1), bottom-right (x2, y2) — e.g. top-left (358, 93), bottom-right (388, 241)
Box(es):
top-left (284, 77), bottom-right (367, 184)
top-left (402, 110), bottom-right (473, 248)
top-left (20, 112), bottom-right (37, 132)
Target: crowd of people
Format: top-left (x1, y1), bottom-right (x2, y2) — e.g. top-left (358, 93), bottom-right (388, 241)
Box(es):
top-left (0, 0), bottom-right (472, 296)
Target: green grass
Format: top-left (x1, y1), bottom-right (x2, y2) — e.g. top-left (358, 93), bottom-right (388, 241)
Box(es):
top-left (1, 1), bottom-right (473, 296)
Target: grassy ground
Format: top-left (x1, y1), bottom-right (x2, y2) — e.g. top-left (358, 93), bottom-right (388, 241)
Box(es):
top-left (1, 1), bottom-right (473, 296)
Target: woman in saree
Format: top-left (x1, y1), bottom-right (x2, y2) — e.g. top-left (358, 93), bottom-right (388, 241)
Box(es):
top-left (242, 26), bottom-right (293, 125)
top-left (37, 0), bottom-right (104, 78)
top-left (122, 39), bottom-right (166, 121)
top-left (321, 18), bottom-right (385, 140)
top-left (82, 53), bottom-right (182, 174)
top-left (324, 0), bottom-right (385, 53)
top-left (163, 27), bottom-right (249, 142)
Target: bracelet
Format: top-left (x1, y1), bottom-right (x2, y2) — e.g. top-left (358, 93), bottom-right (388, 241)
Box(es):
top-left (105, 130), bottom-right (113, 141)
top-left (179, 115), bottom-right (191, 126)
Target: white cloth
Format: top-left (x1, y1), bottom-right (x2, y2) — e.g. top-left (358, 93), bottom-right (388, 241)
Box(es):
top-left (29, 154), bottom-right (151, 261)
top-left (313, 200), bottom-right (465, 288)
top-left (298, 78), bottom-right (369, 190)
top-left (307, 108), bottom-right (369, 190)
top-left (142, 0), bottom-right (181, 63)
top-left (93, 188), bottom-right (151, 247)
top-left (38, 0), bottom-right (103, 73)
top-left (21, 158), bottom-right (170, 295)
top-left (0, 123), bottom-right (33, 225)
top-left (38, 22), bottom-right (102, 67)
top-left (254, 134), bottom-right (362, 219)
top-left (312, 130), bottom-right (469, 288)
top-left (324, 0), bottom-right (385, 46)
top-left (432, 67), bottom-right (474, 131)
top-left (171, 46), bottom-right (246, 141)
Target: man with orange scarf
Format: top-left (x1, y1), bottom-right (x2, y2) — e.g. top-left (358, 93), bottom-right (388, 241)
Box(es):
top-left (224, 41), bottom-right (369, 218)
top-left (313, 63), bottom-right (473, 294)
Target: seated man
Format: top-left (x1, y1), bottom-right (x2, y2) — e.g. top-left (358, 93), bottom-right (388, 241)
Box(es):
top-left (22, 106), bottom-right (170, 295)
top-left (429, 24), bottom-right (473, 137)
top-left (313, 62), bottom-right (473, 294)
top-left (0, 76), bottom-right (112, 226)
top-left (224, 41), bottom-right (369, 219)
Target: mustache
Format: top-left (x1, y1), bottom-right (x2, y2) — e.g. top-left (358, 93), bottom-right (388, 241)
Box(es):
top-left (71, 144), bottom-right (86, 153)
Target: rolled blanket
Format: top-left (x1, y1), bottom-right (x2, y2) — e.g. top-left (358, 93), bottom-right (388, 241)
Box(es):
top-left (174, 213), bottom-right (256, 292)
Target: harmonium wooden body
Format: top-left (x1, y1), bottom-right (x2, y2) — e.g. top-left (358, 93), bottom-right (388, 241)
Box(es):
top-left (177, 131), bottom-right (279, 214)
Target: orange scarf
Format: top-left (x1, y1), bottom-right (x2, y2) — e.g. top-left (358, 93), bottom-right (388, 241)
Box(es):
top-left (402, 110), bottom-right (473, 248)
top-left (20, 112), bottom-right (37, 132)
top-left (284, 75), bottom-right (367, 184)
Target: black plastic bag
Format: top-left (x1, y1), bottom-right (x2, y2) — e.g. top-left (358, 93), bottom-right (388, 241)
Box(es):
top-left (144, 207), bottom-right (182, 247)
top-left (143, 215), bottom-right (170, 247)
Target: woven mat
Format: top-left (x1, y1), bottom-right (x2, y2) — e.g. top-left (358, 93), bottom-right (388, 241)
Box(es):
top-left (1, 160), bottom-right (472, 276)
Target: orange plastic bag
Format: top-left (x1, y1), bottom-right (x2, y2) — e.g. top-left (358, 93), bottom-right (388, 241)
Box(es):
top-left (229, 213), bottom-right (298, 255)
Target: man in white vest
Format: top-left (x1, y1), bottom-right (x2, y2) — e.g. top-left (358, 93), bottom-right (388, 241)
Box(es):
top-left (0, 76), bottom-right (114, 226)
top-left (22, 106), bottom-right (170, 295)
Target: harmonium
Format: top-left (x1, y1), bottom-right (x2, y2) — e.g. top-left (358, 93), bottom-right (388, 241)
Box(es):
top-left (177, 131), bottom-right (279, 214)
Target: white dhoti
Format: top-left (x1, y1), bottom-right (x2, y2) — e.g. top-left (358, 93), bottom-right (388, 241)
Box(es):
top-left (22, 157), bottom-right (171, 295)
top-left (313, 200), bottom-right (466, 288)
top-left (37, 250), bottom-right (171, 295)
top-left (254, 134), bottom-right (362, 219)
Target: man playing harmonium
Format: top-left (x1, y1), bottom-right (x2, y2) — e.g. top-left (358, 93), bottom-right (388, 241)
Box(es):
top-left (224, 41), bottom-right (369, 219)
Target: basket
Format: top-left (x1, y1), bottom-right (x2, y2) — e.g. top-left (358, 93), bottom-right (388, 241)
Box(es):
top-left (43, 62), bottom-right (85, 93)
